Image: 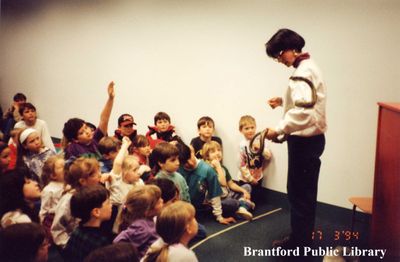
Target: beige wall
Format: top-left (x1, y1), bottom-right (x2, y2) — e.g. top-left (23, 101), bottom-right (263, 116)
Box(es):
top-left (1, 0), bottom-right (400, 208)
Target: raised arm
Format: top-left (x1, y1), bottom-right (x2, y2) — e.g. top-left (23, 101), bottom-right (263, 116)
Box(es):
top-left (111, 136), bottom-right (131, 175)
top-left (98, 81), bottom-right (115, 135)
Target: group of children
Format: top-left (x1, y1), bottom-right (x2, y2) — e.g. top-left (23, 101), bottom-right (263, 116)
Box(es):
top-left (0, 82), bottom-right (272, 262)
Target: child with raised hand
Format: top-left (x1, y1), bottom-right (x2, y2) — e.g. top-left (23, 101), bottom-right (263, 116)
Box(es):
top-left (62, 81), bottom-right (115, 161)
top-left (190, 116), bottom-right (223, 159)
top-left (238, 115), bottom-right (272, 202)
top-left (51, 157), bottom-right (102, 249)
top-left (203, 141), bottom-right (254, 221)
top-left (16, 128), bottom-right (56, 184)
top-left (39, 155), bottom-right (66, 239)
top-left (103, 136), bottom-right (144, 233)
top-left (146, 112), bottom-right (182, 149)
top-left (151, 142), bottom-right (190, 202)
top-left (14, 102), bottom-right (55, 152)
top-left (0, 167), bottom-right (42, 227)
top-left (63, 185), bottom-right (113, 261)
top-left (113, 185), bottom-right (163, 259)
top-left (142, 201), bottom-right (199, 262)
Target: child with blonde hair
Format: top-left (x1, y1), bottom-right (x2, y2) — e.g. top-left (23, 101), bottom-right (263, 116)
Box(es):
top-left (17, 128), bottom-right (55, 184)
top-left (51, 157), bottom-right (102, 248)
top-left (104, 137), bottom-right (144, 233)
top-left (203, 141), bottom-right (254, 220)
top-left (143, 201), bottom-right (198, 262)
top-left (238, 115), bottom-right (272, 202)
top-left (39, 155), bottom-right (66, 241)
top-left (113, 185), bottom-right (163, 259)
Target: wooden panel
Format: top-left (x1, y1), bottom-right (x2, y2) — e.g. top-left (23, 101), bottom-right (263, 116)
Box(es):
top-left (370, 103), bottom-right (400, 259)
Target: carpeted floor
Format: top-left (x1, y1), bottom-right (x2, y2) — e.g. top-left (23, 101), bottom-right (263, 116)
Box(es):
top-left (190, 189), bottom-right (370, 262)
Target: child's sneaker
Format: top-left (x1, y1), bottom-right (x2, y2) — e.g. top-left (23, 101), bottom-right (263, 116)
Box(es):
top-left (239, 198), bottom-right (256, 210)
top-left (236, 207), bottom-right (253, 221)
top-left (246, 200), bottom-right (256, 210)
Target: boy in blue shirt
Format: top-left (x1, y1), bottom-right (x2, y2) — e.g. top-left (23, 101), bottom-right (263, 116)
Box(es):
top-left (177, 143), bottom-right (235, 225)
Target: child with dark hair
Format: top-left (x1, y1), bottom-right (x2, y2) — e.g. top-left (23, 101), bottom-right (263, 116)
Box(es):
top-left (177, 143), bottom-right (235, 225)
top-left (146, 111), bottom-right (182, 149)
top-left (152, 142), bottom-right (190, 202)
top-left (151, 178), bottom-right (179, 205)
top-left (16, 128), bottom-right (55, 184)
top-left (114, 114), bottom-right (137, 152)
top-left (113, 185), bottom-right (163, 259)
top-left (2, 92), bottom-right (26, 142)
top-left (62, 81), bottom-right (115, 161)
top-left (63, 185), bottom-right (113, 261)
top-left (0, 222), bottom-right (49, 262)
top-left (151, 178), bottom-right (207, 244)
top-left (7, 128), bottom-right (21, 170)
top-left (51, 157), bottom-right (101, 248)
top-left (142, 201), bottom-right (198, 262)
top-left (0, 167), bottom-right (42, 227)
top-left (132, 134), bottom-right (152, 182)
top-left (0, 141), bottom-right (11, 174)
top-left (98, 136), bottom-right (121, 173)
top-left (14, 102), bottom-right (55, 151)
top-left (190, 116), bottom-right (223, 159)
top-left (84, 242), bottom-right (139, 262)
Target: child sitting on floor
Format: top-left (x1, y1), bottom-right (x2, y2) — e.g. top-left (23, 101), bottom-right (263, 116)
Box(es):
top-left (14, 102), bottom-right (55, 152)
top-left (0, 167), bottom-right (42, 227)
top-left (39, 155), bottom-right (66, 241)
top-left (62, 81), bottom-right (115, 162)
top-left (202, 141), bottom-right (254, 220)
top-left (104, 137), bottom-right (144, 233)
top-left (177, 143), bottom-right (235, 225)
top-left (0, 142), bottom-right (11, 174)
top-left (114, 114), bottom-right (137, 153)
top-left (98, 136), bottom-right (121, 173)
top-left (238, 115), bottom-right (272, 202)
top-left (190, 116), bottom-right (222, 159)
top-left (152, 142), bottom-right (190, 202)
top-left (0, 222), bottom-right (49, 262)
top-left (142, 201), bottom-right (199, 262)
top-left (113, 185), bottom-right (163, 259)
top-left (146, 112), bottom-right (182, 149)
top-left (132, 134), bottom-right (152, 182)
top-left (16, 128), bottom-right (55, 184)
top-left (51, 157), bottom-right (102, 249)
top-left (64, 185), bottom-right (113, 261)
